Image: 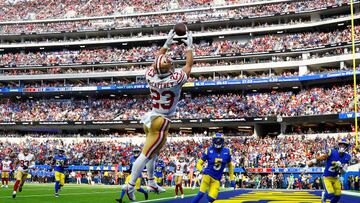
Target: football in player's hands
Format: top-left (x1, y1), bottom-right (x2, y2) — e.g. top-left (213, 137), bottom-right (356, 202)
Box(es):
top-left (174, 23), bottom-right (187, 36)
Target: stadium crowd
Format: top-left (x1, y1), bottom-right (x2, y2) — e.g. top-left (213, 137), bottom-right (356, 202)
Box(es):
top-left (0, 47), bottom-right (351, 78)
top-left (0, 134), bottom-right (358, 168)
top-left (0, 84), bottom-right (357, 121)
top-left (0, 134), bottom-right (358, 188)
top-left (0, 18), bottom-right (311, 42)
top-left (0, 0), bottom-right (349, 23)
top-left (1, 25), bottom-right (359, 67)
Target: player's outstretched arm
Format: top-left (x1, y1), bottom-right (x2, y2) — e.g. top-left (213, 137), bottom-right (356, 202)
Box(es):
top-left (182, 31), bottom-right (193, 77)
top-left (157, 29), bottom-right (177, 56)
top-left (307, 150), bottom-right (330, 167)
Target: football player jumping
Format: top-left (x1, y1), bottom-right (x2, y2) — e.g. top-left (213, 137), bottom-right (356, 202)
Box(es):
top-left (123, 29), bottom-right (193, 201)
top-left (191, 133), bottom-right (235, 203)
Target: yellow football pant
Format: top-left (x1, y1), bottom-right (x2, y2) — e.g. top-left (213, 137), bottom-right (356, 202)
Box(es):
top-left (55, 172), bottom-right (65, 186)
top-left (155, 177), bottom-right (163, 184)
top-left (199, 175), bottom-right (220, 199)
top-left (1, 172), bottom-right (9, 179)
top-left (175, 175), bottom-right (183, 185)
top-left (125, 175), bottom-right (141, 190)
top-left (142, 117), bottom-right (170, 159)
top-left (16, 171), bottom-right (28, 185)
top-left (323, 176), bottom-right (341, 196)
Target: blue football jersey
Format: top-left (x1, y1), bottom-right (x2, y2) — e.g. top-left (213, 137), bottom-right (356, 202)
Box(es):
top-left (201, 147), bottom-right (232, 181)
top-left (155, 163), bottom-right (165, 178)
top-left (323, 149), bottom-right (351, 177)
top-left (54, 155), bottom-right (67, 173)
top-left (129, 156), bottom-right (136, 171)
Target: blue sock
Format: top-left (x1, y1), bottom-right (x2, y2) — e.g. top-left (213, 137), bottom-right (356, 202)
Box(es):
top-left (137, 187), bottom-right (147, 195)
top-left (55, 181), bottom-right (60, 193)
top-left (120, 189), bottom-right (126, 199)
top-left (191, 192), bottom-right (205, 203)
top-left (330, 196), bottom-right (341, 203)
top-left (325, 192), bottom-right (335, 201)
top-left (207, 195), bottom-right (216, 203)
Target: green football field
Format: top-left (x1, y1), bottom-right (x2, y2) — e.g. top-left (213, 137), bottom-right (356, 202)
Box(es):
top-left (0, 183), bottom-right (199, 203)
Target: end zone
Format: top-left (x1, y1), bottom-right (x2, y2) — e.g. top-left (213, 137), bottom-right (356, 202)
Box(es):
top-left (159, 189), bottom-right (360, 203)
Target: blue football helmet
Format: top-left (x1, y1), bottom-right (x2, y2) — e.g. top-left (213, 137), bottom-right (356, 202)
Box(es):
top-left (157, 159), bottom-right (164, 165)
top-left (213, 133), bottom-right (225, 149)
top-left (58, 148), bottom-right (65, 156)
top-left (133, 147), bottom-right (141, 158)
top-left (338, 139), bottom-right (350, 153)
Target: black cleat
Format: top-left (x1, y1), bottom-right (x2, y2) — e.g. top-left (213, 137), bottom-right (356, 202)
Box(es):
top-left (12, 192), bottom-right (16, 199)
top-left (54, 193), bottom-right (59, 198)
top-left (115, 198), bottom-right (123, 203)
top-left (19, 186), bottom-right (22, 192)
top-left (145, 192), bottom-right (148, 200)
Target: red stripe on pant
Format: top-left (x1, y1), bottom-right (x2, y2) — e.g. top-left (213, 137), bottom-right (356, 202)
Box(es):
top-left (145, 119), bottom-right (168, 158)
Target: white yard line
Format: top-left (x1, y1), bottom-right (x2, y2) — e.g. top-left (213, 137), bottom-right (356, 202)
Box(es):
top-left (342, 191), bottom-right (360, 197)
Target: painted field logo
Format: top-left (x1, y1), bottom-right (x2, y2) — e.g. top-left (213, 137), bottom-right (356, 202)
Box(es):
top-left (215, 191), bottom-right (321, 203)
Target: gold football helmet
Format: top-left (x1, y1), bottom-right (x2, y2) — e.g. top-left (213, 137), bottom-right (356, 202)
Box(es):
top-left (154, 54), bottom-right (174, 78)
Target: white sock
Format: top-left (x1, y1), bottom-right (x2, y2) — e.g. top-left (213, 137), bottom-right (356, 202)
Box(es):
top-left (146, 155), bottom-right (157, 183)
top-left (129, 154), bottom-right (149, 185)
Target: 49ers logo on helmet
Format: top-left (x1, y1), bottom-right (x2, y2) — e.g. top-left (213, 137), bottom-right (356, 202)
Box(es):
top-left (155, 54), bottom-right (174, 77)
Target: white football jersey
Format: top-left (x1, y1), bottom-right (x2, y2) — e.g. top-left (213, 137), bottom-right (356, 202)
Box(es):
top-left (175, 161), bottom-right (187, 176)
top-left (1, 160), bottom-right (12, 171)
top-left (145, 67), bottom-right (187, 117)
top-left (17, 153), bottom-right (35, 172)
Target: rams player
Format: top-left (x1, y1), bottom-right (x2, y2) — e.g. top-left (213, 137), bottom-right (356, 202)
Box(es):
top-left (192, 133), bottom-right (235, 203)
top-left (123, 28), bottom-right (193, 201)
top-left (12, 148), bottom-right (35, 198)
top-left (307, 139), bottom-right (351, 203)
top-left (154, 159), bottom-right (165, 186)
top-left (116, 147), bottom-right (148, 203)
top-left (53, 148), bottom-right (67, 197)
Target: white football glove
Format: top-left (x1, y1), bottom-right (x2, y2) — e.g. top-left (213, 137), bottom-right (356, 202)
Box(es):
top-left (181, 31), bottom-right (193, 51)
top-left (163, 29), bottom-right (178, 49)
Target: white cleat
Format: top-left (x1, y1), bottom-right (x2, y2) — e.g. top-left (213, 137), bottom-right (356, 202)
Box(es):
top-left (1, 185), bottom-right (4, 188)
top-left (174, 195), bottom-right (178, 199)
top-left (122, 184), bottom-right (136, 201)
top-left (181, 194), bottom-right (184, 199)
top-left (5, 185), bottom-right (8, 188)
top-left (147, 182), bottom-right (166, 194)
top-left (321, 191), bottom-right (326, 203)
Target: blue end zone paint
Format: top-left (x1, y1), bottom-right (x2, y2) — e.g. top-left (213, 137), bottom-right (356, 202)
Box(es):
top-left (308, 191), bottom-right (360, 203)
top-left (160, 190), bottom-right (360, 203)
